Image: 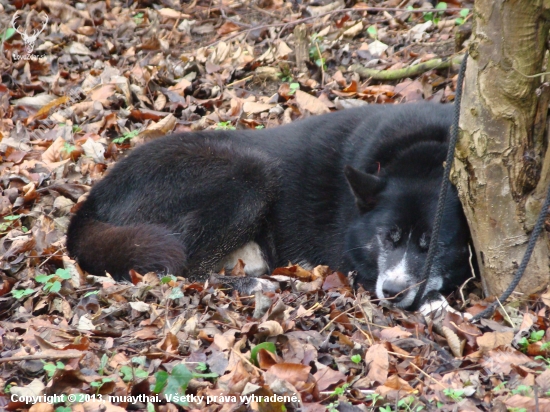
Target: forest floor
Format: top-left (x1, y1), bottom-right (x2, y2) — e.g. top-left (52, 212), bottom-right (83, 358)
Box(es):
top-left (1, 0), bottom-right (550, 411)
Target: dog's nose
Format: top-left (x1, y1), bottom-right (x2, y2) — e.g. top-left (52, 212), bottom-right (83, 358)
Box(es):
top-left (382, 279), bottom-right (408, 302)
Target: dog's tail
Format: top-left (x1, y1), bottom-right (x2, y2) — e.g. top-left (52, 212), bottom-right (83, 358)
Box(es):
top-left (66, 216), bottom-right (186, 281)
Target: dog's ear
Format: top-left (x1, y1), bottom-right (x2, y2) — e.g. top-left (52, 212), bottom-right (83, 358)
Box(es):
top-left (344, 165), bottom-right (384, 212)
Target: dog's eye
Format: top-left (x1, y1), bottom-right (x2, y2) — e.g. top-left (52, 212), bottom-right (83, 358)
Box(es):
top-left (388, 227), bottom-right (402, 245)
top-left (419, 233), bottom-right (430, 250)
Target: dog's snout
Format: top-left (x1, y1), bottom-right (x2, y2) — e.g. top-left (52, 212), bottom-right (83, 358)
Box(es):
top-left (382, 279), bottom-right (409, 302)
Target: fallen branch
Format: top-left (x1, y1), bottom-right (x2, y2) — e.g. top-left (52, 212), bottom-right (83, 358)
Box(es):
top-left (349, 54), bottom-right (464, 80)
top-left (0, 350), bottom-right (85, 363)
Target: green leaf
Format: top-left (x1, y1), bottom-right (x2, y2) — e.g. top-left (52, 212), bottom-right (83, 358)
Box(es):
top-left (255, 125), bottom-right (265, 129)
top-left (192, 371), bottom-right (218, 379)
top-left (152, 370), bottom-right (169, 393)
top-left (161, 275), bottom-right (176, 284)
top-left (43, 363), bottom-right (57, 377)
top-left (11, 289), bottom-right (34, 299)
top-left (56, 268), bottom-right (72, 280)
top-left (333, 386), bottom-right (345, 395)
top-left (120, 366), bottom-right (148, 381)
top-left (2, 28), bottom-right (16, 43)
top-left (531, 330), bottom-right (545, 342)
top-left (56, 361), bottom-right (65, 369)
top-left (4, 215), bottom-right (21, 221)
top-left (215, 121), bottom-right (236, 130)
top-left (56, 407), bottom-right (72, 412)
top-left (113, 129), bottom-right (140, 144)
top-left (460, 8), bottom-right (469, 17)
top-left (47, 281), bottom-right (62, 294)
top-left (21, 226), bottom-right (29, 233)
top-left (62, 142), bottom-right (76, 154)
top-left (170, 363), bottom-right (194, 386)
top-left (351, 354), bottom-right (362, 364)
top-left (84, 290), bottom-right (99, 297)
top-left (196, 362), bottom-right (208, 372)
top-left (164, 363), bottom-right (193, 398)
top-left (135, 368), bottom-right (148, 379)
top-left (250, 342), bottom-right (276, 365)
top-left (120, 365), bottom-right (134, 381)
top-left (147, 403), bottom-right (155, 412)
top-left (436, 2), bottom-right (447, 10)
top-left (455, 18), bottom-right (464, 25)
top-left (367, 26), bottom-right (377, 39)
top-left (35, 274), bottom-right (54, 283)
top-left (169, 287), bottom-right (184, 300)
top-left (132, 356), bottom-right (147, 366)
top-left (99, 353), bottom-right (109, 374)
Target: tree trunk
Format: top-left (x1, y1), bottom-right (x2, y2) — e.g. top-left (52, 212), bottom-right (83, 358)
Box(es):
top-left (452, 0), bottom-right (550, 298)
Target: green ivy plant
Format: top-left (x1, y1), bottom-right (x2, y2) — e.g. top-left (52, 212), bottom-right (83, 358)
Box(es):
top-left (113, 129), bottom-right (140, 144)
top-left (35, 268), bottom-right (72, 294)
top-left (152, 364), bottom-right (217, 406)
top-left (215, 121), bottom-right (236, 130)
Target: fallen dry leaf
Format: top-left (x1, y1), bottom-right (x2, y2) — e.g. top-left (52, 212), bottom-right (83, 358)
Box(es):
top-left (294, 90), bottom-right (330, 115)
top-left (476, 331), bottom-right (514, 352)
top-left (365, 344), bottom-right (389, 384)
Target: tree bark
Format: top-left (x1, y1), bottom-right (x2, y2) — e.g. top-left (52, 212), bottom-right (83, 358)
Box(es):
top-left (452, 0), bottom-right (550, 298)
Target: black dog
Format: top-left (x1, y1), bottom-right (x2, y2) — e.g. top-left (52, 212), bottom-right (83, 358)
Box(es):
top-left (66, 103), bottom-right (471, 311)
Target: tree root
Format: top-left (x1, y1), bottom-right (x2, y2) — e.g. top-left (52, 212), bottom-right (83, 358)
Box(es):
top-left (349, 54), bottom-right (465, 80)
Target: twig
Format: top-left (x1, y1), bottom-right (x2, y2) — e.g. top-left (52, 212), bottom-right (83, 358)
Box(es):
top-left (293, 24), bottom-right (308, 73)
top-left (219, 0), bottom-right (253, 28)
top-left (409, 362), bottom-right (447, 389)
top-left (315, 40), bottom-right (325, 86)
top-left (459, 244), bottom-right (476, 308)
top-left (512, 66), bottom-right (550, 79)
top-left (449, 321), bottom-right (481, 337)
top-left (319, 305), bottom-right (356, 333)
top-left (230, 348), bottom-right (263, 373)
top-left (293, 301), bottom-right (322, 320)
top-left (354, 291), bottom-right (374, 345)
top-left (0, 351), bottom-right (84, 363)
top-left (419, 336), bottom-right (455, 362)
top-left (496, 297), bottom-right (515, 327)
top-left (350, 55), bottom-right (464, 80)
top-left (250, 4), bottom-right (280, 18)
top-left (226, 74), bottom-right (254, 87)
top-left (37, 247), bottom-right (65, 269)
top-left (165, 17), bottom-right (181, 41)
top-left (387, 351), bottom-right (416, 359)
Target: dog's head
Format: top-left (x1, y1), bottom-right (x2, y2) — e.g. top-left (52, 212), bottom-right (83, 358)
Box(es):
top-left (343, 164), bottom-right (470, 310)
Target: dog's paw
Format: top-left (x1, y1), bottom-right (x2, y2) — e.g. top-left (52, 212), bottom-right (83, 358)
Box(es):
top-left (208, 273), bottom-right (278, 294)
top-left (419, 295), bottom-right (472, 320)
